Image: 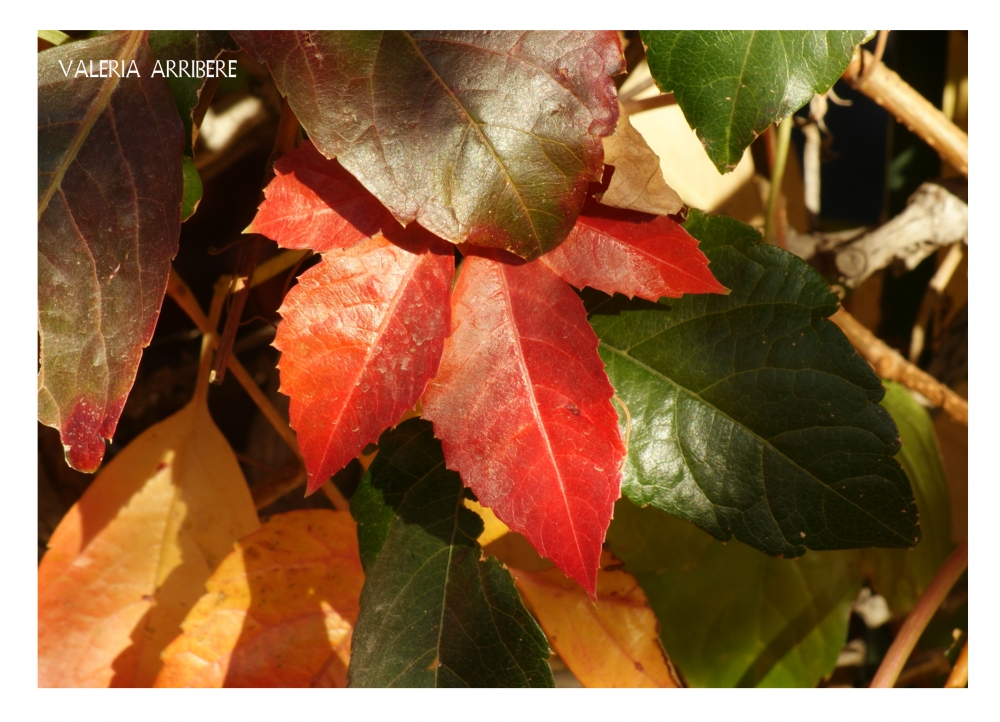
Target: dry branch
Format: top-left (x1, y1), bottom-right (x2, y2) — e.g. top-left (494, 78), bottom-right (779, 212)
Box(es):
top-left (843, 49), bottom-right (968, 176)
top-left (789, 182), bottom-right (967, 288)
top-left (830, 309), bottom-right (968, 426)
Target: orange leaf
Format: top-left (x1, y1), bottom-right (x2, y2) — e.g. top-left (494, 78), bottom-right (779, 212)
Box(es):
top-left (510, 551), bottom-right (683, 688)
top-left (155, 509), bottom-right (364, 688)
top-left (38, 400), bottom-right (260, 687)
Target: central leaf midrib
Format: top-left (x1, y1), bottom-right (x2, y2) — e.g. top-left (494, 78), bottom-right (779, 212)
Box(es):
top-left (399, 31), bottom-right (543, 255)
top-left (599, 341), bottom-right (912, 545)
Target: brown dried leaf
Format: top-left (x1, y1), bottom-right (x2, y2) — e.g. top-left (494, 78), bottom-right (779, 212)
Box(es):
top-left (598, 105), bottom-right (683, 217)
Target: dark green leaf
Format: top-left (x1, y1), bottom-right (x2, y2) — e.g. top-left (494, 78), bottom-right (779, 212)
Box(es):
top-left (232, 31), bottom-right (624, 260)
top-left (862, 382), bottom-right (952, 615)
top-left (590, 211), bottom-right (920, 558)
top-left (607, 498), bottom-right (860, 687)
top-left (642, 31), bottom-right (873, 172)
top-left (180, 156), bottom-right (202, 222)
top-left (147, 31), bottom-right (237, 152)
top-left (349, 419), bottom-right (553, 688)
top-left (38, 31), bottom-right (184, 472)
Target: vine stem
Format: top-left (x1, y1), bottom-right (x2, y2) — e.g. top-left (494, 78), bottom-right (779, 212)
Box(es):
top-left (830, 309), bottom-right (968, 426)
top-left (870, 541), bottom-right (968, 688)
top-left (763, 115), bottom-right (793, 246)
top-left (192, 279), bottom-right (229, 407)
top-left (166, 267), bottom-right (301, 457)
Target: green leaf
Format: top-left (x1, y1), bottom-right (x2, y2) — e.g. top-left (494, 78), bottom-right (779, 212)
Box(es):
top-left (180, 156), bottom-right (202, 222)
top-left (642, 31), bottom-right (873, 172)
top-left (589, 211), bottom-right (920, 558)
top-left (348, 419), bottom-right (554, 688)
top-left (146, 31), bottom-right (238, 152)
top-left (862, 382), bottom-right (952, 616)
top-left (607, 498), bottom-right (861, 687)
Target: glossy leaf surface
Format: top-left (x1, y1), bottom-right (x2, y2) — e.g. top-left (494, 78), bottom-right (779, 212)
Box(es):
top-left (248, 141), bottom-right (396, 253)
top-left (349, 419), bottom-right (553, 687)
top-left (156, 510), bottom-right (364, 688)
top-left (608, 499), bottom-right (860, 687)
top-left (511, 551), bottom-right (683, 688)
top-left (862, 382), bottom-right (952, 616)
top-left (598, 106), bottom-right (683, 216)
top-left (423, 251), bottom-right (624, 595)
top-left (590, 212), bottom-right (920, 557)
top-left (642, 31), bottom-right (872, 172)
top-left (274, 232), bottom-right (454, 492)
top-left (38, 400), bottom-right (260, 687)
top-left (540, 202), bottom-right (727, 301)
top-left (146, 31), bottom-right (238, 151)
top-left (233, 31), bottom-right (624, 259)
top-left (38, 31), bottom-right (185, 471)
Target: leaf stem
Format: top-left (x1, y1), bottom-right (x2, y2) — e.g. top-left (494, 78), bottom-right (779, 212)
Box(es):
top-left (166, 267), bottom-right (302, 458)
top-left (870, 540), bottom-right (968, 688)
top-left (193, 279), bottom-right (229, 407)
top-left (763, 115), bottom-right (792, 246)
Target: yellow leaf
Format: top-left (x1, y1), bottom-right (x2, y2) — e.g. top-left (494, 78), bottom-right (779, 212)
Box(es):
top-left (511, 551), bottom-right (683, 688)
top-left (38, 400), bottom-right (260, 687)
top-left (599, 104), bottom-right (684, 217)
top-left (155, 509), bottom-right (364, 688)
top-left (464, 499), bottom-right (509, 546)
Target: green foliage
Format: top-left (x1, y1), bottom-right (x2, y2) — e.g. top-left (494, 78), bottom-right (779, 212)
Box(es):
top-left (862, 382), bottom-right (953, 615)
top-left (180, 156), bottom-right (203, 222)
top-left (642, 31), bottom-right (873, 171)
top-left (607, 498), bottom-right (860, 687)
top-left (589, 211), bottom-right (921, 557)
top-left (349, 419), bottom-right (554, 687)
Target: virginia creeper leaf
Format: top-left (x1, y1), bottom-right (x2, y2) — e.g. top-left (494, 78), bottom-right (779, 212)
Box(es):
top-left (862, 382), bottom-right (952, 616)
top-left (423, 250), bottom-right (624, 595)
top-left (38, 31), bottom-right (185, 471)
top-left (540, 201), bottom-right (727, 301)
top-left (181, 156), bottom-right (203, 222)
top-left (274, 232), bottom-right (454, 493)
top-left (349, 419), bottom-right (553, 687)
top-left (146, 31), bottom-right (238, 151)
top-left (607, 498), bottom-right (860, 687)
top-left (248, 141), bottom-right (396, 252)
top-left (642, 31), bottom-right (873, 172)
top-left (156, 510), bottom-right (364, 688)
top-left (589, 211), bottom-right (920, 557)
top-left (232, 31), bottom-right (624, 260)
top-left (598, 105), bottom-right (683, 217)
top-left (511, 551), bottom-right (683, 688)
top-left (38, 398), bottom-right (260, 687)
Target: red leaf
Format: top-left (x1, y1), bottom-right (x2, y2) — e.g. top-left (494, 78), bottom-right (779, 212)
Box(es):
top-left (539, 203), bottom-right (728, 301)
top-left (422, 250), bottom-right (624, 596)
top-left (38, 32), bottom-right (185, 471)
top-left (234, 31), bottom-right (624, 260)
top-left (275, 231), bottom-right (454, 492)
top-left (248, 141), bottom-right (395, 252)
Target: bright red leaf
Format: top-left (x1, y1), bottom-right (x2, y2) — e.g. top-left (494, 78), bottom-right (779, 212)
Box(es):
top-left (247, 141), bottom-right (395, 252)
top-left (539, 202), bottom-right (728, 301)
top-left (422, 250), bottom-right (624, 596)
top-left (275, 231), bottom-right (454, 493)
